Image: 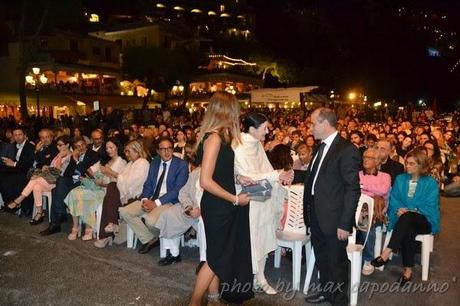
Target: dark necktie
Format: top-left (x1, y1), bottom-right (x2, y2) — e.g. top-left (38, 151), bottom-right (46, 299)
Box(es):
top-left (306, 142), bottom-right (326, 195)
top-left (152, 162), bottom-right (167, 200)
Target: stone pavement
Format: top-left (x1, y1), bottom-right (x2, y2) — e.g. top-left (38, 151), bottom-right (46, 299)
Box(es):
top-left (0, 197), bottom-right (459, 306)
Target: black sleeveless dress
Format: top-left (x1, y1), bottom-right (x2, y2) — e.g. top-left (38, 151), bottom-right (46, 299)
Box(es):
top-left (197, 133), bottom-right (253, 304)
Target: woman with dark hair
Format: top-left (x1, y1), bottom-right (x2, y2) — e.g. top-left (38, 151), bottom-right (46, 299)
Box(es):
top-left (4, 135), bottom-right (72, 224)
top-left (372, 149), bottom-right (440, 285)
top-left (423, 140), bottom-right (443, 185)
top-left (397, 136), bottom-right (413, 158)
top-left (234, 112), bottom-right (293, 295)
top-left (65, 138), bottom-right (127, 241)
top-left (268, 144), bottom-right (293, 170)
top-left (173, 129), bottom-right (187, 159)
top-left (93, 140), bottom-right (150, 247)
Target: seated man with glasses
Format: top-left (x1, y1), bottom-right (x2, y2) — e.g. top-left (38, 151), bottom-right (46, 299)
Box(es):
top-left (120, 136), bottom-right (189, 258)
top-left (358, 147), bottom-right (391, 275)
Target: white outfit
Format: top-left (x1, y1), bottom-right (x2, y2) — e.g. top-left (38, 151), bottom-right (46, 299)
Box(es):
top-left (116, 158), bottom-right (150, 203)
top-left (234, 132), bottom-right (286, 273)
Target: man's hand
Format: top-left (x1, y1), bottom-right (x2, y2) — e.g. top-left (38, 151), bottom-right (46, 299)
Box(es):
top-left (142, 200), bottom-right (156, 212)
top-left (35, 141), bottom-right (44, 152)
top-left (237, 175), bottom-right (255, 186)
top-left (279, 169), bottom-right (294, 185)
top-left (2, 157), bottom-right (15, 167)
top-left (337, 228), bottom-right (350, 241)
top-left (189, 207), bottom-right (201, 219)
top-left (397, 207), bottom-right (409, 217)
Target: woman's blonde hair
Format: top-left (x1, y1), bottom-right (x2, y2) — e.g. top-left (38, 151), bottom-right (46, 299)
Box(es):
top-left (125, 140), bottom-right (148, 160)
top-left (196, 91), bottom-right (241, 147)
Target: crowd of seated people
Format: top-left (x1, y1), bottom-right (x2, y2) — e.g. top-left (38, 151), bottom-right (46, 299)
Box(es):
top-left (0, 104), bottom-right (456, 295)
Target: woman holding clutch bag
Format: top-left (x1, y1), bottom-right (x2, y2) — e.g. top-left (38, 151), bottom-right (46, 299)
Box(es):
top-left (234, 112), bottom-right (293, 294)
top-left (4, 135), bottom-right (72, 225)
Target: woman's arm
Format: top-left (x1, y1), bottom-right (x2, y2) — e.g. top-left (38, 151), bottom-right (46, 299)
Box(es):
top-left (200, 134), bottom-right (249, 205)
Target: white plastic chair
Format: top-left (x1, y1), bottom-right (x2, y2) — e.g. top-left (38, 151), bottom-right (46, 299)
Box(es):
top-left (304, 194), bottom-right (374, 306)
top-left (381, 231), bottom-right (434, 281)
top-left (127, 224), bottom-right (137, 249)
top-left (95, 203), bottom-right (103, 240)
top-left (273, 185), bottom-right (311, 291)
top-left (159, 235), bottom-right (185, 258)
top-left (32, 191), bottom-right (52, 221)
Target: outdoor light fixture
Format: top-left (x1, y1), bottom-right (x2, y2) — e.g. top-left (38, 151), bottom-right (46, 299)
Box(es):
top-left (348, 92), bottom-right (356, 100)
top-left (25, 67), bottom-right (48, 117)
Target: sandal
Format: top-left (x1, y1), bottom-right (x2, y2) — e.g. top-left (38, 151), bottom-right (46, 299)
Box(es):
top-left (4, 200), bottom-right (21, 213)
top-left (82, 228), bottom-right (93, 241)
top-left (29, 211), bottom-right (45, 225)
top-left (68, 227), bottom-right (79, 241)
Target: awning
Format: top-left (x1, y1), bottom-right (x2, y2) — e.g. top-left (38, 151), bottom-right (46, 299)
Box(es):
top-left (0, 91), bottom-right (145, 108)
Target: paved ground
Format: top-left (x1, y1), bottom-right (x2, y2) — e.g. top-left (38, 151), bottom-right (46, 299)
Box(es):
top-left (0, 197), bottom-right (459, 306)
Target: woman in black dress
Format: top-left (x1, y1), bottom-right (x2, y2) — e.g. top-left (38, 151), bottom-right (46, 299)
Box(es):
top-left (190, 92), bottom-right (252, 305)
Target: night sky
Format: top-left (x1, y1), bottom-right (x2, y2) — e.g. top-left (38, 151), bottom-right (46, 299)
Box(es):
top-left (2, 0), bottom-right (460, 109)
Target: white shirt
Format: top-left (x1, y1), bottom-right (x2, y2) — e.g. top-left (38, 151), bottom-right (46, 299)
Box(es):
top-left (15, 141), bottom-right (26, 162)
top-left (311, 131), bottom-right (338, 195)
top-left (154, 159), bottom-right (172, 206)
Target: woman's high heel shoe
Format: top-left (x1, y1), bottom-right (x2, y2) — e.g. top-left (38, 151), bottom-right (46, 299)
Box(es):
top-left (82, 228), bottom-right (93, 241)
top-left (94, 237), bottom-right (113, 248)
top-left (68, 227), bottom-right (79, 240)
top-left (4, 200), bottom-right (21, 214)
top-left (29, 211), bottom-right (45, 225)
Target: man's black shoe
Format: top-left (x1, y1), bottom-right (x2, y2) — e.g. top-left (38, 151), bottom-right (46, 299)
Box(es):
top-left (305, 292), bottom-right (329, 304)
top-left (138, 238), bottom-right (159, 254)
top-left (39, 224), bottom-right (61, 236)
top-left (158, 253), bottom-right (182, 266)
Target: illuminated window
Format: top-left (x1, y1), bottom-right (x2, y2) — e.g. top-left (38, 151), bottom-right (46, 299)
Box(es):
top-left (89, 14), bottom-right (99, 23)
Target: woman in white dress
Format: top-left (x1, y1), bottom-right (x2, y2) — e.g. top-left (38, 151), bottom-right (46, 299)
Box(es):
top-left (234, 112), bottom-right (293, 295)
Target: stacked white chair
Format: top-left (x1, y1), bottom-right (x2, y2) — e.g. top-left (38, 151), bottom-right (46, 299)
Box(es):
top-left (273, 184), bottom-right (311, 291)
top-left (381, 231), bottom-right (434, 281)
top-left (304, 193), bottom-right (374, 306)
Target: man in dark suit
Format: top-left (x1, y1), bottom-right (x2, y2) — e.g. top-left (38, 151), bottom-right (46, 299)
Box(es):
top-left (119, 137), bottom-right (189, 258)
top-left (89, 129), bottom-right (108, 162)
top-left (0, 127), bottom-right (35, 214)
top-left (34, 128), bottom-right (58, 169)
top-left (303, 108), bottom-right (361, 305)
top-left (40, 139), bottom-right (100, 236)
top-left (377, 139), bottom-right (404, 186)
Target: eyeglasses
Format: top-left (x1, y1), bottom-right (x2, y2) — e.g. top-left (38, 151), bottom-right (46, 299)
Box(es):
top-left (158, 147), bottom-right (173, 152)
top-left (405, 161), bottom-right (418, 166)
top-left (363, 156), bottom-right (377, 160)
